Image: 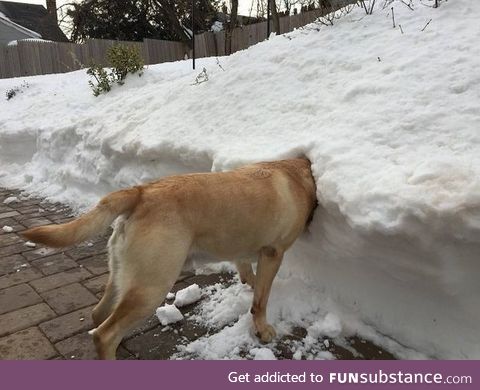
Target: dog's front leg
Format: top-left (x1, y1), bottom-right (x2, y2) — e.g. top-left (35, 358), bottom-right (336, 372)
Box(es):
top-left (251, 247), bottom-right (283, 343)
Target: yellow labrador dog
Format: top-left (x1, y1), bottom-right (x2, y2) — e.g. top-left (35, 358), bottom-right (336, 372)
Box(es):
top-left (23, 158), bottom-right (317, 359)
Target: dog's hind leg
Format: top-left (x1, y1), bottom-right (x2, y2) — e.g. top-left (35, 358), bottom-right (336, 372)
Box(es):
top-left (92, 224), bottom-right (123, 327)
top-left (92, 277), bottom-right (116, 327)
top-left (235, 260), bottom-right (255, 288)
top-left (93, 285), bottom-right (168, 359)
top-left (251, 247), bottom-right (284, 343)
top-left (92, 230), bottom-right (191, 359)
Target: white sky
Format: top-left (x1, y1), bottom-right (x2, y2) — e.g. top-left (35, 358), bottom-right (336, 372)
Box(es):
top-left (1, 0), bottom-right (256, 15)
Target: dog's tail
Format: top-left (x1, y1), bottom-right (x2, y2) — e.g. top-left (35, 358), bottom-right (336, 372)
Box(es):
top-left (22, 187), bottom-right (141, 248)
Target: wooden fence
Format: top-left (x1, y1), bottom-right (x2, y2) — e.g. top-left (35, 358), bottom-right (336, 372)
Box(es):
top-left (0, 1), bottom-right (356, 79)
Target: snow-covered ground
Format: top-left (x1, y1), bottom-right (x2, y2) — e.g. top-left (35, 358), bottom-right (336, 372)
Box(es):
top-left (1, 0), bottom-right (479, 359)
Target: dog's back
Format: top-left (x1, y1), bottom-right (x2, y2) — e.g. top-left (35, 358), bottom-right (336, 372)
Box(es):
top-left (128, 158), bottom-right (316, 259)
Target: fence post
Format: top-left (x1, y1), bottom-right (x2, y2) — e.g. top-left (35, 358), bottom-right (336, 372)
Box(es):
top-left (192, 0), bottom-right (196, 69)
top-left (267, 1), bottom-right (271, 38)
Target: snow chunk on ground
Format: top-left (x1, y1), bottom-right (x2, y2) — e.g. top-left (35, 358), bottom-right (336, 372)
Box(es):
top-left (174, 284), bottom-right (202, 307)
top-left (166, 292), bottom-right (175, 300)
top-left (2, 225), bottom-right (13, 233)
top-left (292, 350), bottom-right (302, 360)
top-left (250, 348), bottom-right (277, 360)
top-left (3, 196), bottom-right (18, 204)
top-left (156, 304), bottom-right (184, 325)
top-left (24, 241), bottom-right (36, 248)
top-left (298, 313), bottom-right (342, 354)
top-left (14, 263), bottom-right (28, 272)
top-left (307, 313), bottom-right (342, 339)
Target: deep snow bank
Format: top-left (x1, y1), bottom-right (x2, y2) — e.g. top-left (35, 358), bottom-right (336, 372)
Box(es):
top-left (1, 0), bottom-right (480, 358)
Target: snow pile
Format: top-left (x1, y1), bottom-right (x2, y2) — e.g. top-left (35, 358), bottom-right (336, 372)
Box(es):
top-left (177, 312), bottom-right (257, 359)
top-left (192, 281), bottom-right (252, 328)
top-left (176, 275), bottom-right (421, 360)
top-left (2, 226), bottom-right (14, 233)
top-left (173, 284), bottom-right (202, 307)
top-left (156, 305), bottom-right (184, 326)
top-left (306, 313), bottom-right (342, 340)
top-left (1, 0), bottom-right (480, 358)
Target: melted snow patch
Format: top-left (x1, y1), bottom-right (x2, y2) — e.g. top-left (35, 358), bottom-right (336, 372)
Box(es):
top-left (3, 196), bottom-right (19, 204)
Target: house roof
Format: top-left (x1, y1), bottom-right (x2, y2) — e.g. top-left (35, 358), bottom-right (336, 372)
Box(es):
top-left (0, 10), bottom-right (42, 39)
top-left (0, 1), bottom-right (68, 42)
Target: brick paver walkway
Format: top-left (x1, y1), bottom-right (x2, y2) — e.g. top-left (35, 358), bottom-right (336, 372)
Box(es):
top-left (0, 188), bottom-right (393, 360)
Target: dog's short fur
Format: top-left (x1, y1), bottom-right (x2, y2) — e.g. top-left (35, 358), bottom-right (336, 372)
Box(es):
top-left (22, 158), bottom-right (317, 359)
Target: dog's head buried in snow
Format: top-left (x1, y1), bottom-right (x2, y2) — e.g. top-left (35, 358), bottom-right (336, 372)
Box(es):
top-left (23, 158), bottom-right (317, 359)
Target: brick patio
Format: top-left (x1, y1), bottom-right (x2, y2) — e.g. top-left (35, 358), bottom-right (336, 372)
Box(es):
top-left (0, 187), bottom-right (393, 360)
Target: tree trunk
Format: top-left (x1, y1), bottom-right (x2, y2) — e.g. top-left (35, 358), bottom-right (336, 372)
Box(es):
top-left (270, 0), bottom-right (280, 34)
top-left (155, 0), bottom-right (193, 47)
top-left (225, 0), bottom-right (238, 55)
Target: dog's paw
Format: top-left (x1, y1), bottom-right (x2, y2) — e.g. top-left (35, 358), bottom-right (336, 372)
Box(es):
top-left (241, 278), bottom-right (255, 289)
top-left (256, 324), bottom-right (276, 343)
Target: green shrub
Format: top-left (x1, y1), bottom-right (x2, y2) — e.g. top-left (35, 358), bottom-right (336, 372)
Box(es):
top-left (87, 65), bottom-right (111, 97)
top-left (87, 44), bottom-right (144, 96)
top-left (107, 45), bottom-right (144, 84)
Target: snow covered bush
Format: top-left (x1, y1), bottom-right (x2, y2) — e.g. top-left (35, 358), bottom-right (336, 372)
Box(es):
top-left (5, 81), bottom-right (29, 101)
top-left (87, 45), bottom-right (144, 96)
top-left (6, 88), bottom-right (17, 101)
